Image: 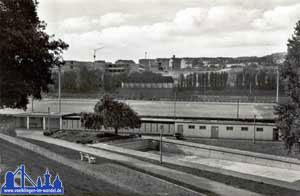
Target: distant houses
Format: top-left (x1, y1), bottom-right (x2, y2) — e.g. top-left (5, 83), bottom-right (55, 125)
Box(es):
top-left (49, 53), bottom-right (284, 95)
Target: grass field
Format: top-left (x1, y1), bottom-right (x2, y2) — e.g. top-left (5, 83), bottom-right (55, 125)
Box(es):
top-left (0, 139), bottom-right (138, 196)
top-left (1, 98), bottom-right (274, 120)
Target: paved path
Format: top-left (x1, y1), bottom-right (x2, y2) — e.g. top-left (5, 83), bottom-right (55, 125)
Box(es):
top-left (0, 133), bottom-right (202, 196)
top-left (144, 136), bottom-right (300, 183)
top-left (180, 155), bottom-right (300, 182)
top-left (15, 130), bottom-right (261, 196)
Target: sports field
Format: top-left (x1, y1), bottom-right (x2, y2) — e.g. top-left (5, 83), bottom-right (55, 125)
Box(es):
top-left (8, 99), bottom-right (275, 119)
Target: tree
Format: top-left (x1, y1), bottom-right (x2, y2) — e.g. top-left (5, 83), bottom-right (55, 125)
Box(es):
top-left (81, 96), bottom-right (141, 135)
top-left (62, 71), bottom-right (78, 92)
top-left (275, 20), bottom-right (300, 138)
top-left (0, 0), bottom-right (68, 109)
top-left (274, 101), bottom-right (295, 137)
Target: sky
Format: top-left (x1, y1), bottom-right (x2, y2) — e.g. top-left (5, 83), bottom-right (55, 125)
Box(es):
top-left (37, 0), bottom-right (300, 63)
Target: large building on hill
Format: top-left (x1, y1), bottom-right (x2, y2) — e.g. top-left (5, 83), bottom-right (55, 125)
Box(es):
top-left (119, 72), bottom-right (174, 99)
top-left (138, 59), bottom-right (158, 71)
top-left (122, 75), bottom-right (174, 88)
top-left (105, 63), bottom-right (129, 75)
top-left (105, 60), bottom-right (144, 75)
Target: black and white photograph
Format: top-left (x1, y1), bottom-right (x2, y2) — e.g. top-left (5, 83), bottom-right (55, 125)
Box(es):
top-left (1, 0), bottom-right (300, 195)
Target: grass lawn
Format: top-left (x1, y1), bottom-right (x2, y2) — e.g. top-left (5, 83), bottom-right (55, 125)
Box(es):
top-left (0, 139), bottom-right (139, 196)
top-left (22, 138), bottom-right (300, 196)
top-left (175, 137), bottom-right (300, 158)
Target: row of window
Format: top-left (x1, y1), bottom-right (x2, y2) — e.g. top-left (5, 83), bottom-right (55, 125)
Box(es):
top-left (187, 125), bottom-right (264, 132)
top-left (238, 127), bottom-right (264, 132)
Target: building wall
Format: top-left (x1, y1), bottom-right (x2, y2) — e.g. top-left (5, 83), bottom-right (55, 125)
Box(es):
top-left (15, 117), bottom-right (26, 128)
top-left (157, 59), bottom-right (170, 71)
top-left (122, 82), bottom-right (174, 88)
top-left (174, 122), bottom-right (275, 140)
top-left (28, 117), bottom-right (43, 129)
top-left (175, 123), bottom-right (211, 137)
top-left (60, 117), bottom-right (274, 140)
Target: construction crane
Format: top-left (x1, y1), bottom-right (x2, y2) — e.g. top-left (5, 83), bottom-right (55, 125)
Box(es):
top-left (93, 46), bottom-right (105, 62)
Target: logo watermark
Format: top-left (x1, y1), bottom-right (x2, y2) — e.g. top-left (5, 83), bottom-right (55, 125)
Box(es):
top-left (1, 165), bottom-right (63, 195)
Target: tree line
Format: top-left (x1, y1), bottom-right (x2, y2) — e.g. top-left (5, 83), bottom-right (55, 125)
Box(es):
top-left (235, 70), bottom-right (278, 90)
top-left (178, 70), bottom-right (279, 91)
top-left (51, 67), bottom-right (130, 93)
top-left (178, 72), bottom-right (228, 90)
top-left (51, 67), bottom-right (102, 93)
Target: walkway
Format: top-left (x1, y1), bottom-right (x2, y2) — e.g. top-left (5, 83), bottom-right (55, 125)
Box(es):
top-left (0, 132), bottom-right (200, 196)
top-left (14, 130), bottom-right (261, 196)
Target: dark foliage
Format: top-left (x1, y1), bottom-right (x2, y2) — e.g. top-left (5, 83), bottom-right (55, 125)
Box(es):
top-left (81, 95), bottom-right (141, 135)
top-left (274, 20), bottom-right (300, 138)
top-left (0, 0), bottom-right (68, 109)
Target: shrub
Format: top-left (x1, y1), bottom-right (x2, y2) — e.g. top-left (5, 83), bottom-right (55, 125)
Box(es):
top-left (175, 133), bottom-right (184, 140)
top-left (96, 133), bottom-right (104, 138)
top-left (75, 139), bottom-right (94, 144)
top-left (43, 129), bottom-right (59, 136)
top-left (102, 132), bottom-right (116, 137)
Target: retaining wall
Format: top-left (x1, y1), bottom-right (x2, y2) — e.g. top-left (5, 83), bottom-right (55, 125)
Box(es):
top-left (156, 139), bottom-right (300, 171)
top-left (114, 139), bottom-right (157, 151)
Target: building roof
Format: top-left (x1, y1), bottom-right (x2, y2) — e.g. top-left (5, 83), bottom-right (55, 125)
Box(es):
top-left (115, 60), bottom-right (136, 64)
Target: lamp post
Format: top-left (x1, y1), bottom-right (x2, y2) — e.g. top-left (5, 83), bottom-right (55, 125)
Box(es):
top-left (174, 86), bottom-right (177, 121)
top-left (48, 107), bottom-right (50, 131)
top-left (237, 99), bottom-right (240, 119)
top-left (93, 46), bottom-right (105, 89)
top-left (276, 67), bottom-right (279, 103)
top-left (160, 125), bottom-right (163, 164)
top-left (58, 66), bottom-right (61, 114)
top-left (253, 115), bottom-right (256, 144)
top-left (31, 96), bottom-right (34, 112)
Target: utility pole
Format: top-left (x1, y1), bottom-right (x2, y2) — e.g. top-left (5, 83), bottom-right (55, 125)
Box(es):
top-left (174, 87), bottom-right (177, 121)
top-left (237, 99), bottom-right (240, 119)
top-left (249, 80), bottom-right (252, 96)
top-left (276, 67), bottom-right (279, 103)
top-left (48, 107), bottom-right (50, 131)
top-left (58, 66), bottom-right (61, 114)
top-left (31, 96), bottom-right (34, 112)
top-left (253, 115), bottom-right (256, 144)
top-left (160, 125), bottom-right (163, 164)
top-left (93, 46), bottom-right (105, 90)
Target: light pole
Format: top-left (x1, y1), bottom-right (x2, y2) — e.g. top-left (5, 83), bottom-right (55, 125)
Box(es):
top-left (93, 46), bottom-right (105, 89)
top-left (31, 96), bottom-right (34, 112)
top-left (48, 107), bottom-right (50, 131)
top-left (236, 99), bottom-right (239, 119)
top-left (276, 67), bottom-right (279, 103)
top-left (58, 66), bottom-right (61, 114)
top-left (160, 125), bottom-right (163, 164)
top-left (174, 86), bottom-right (177, 121)
top-left (253, 115), bottom-right (256, 144)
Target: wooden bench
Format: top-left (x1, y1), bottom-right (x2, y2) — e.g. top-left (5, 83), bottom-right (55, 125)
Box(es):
top-left (88, 156), bottom-right (96, 164)
top-left (80, 152), bottom-right (89, 161)
top-left (80, 152), bottom-right (96, 164)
